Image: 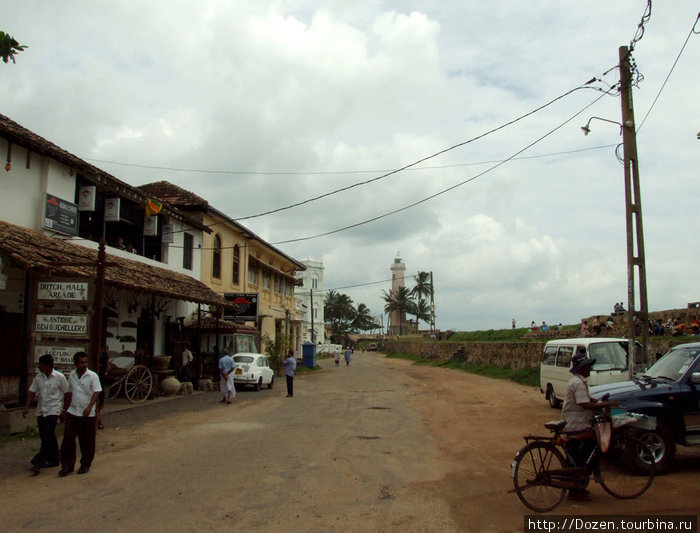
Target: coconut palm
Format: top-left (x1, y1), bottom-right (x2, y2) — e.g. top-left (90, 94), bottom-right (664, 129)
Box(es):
top-left (351, 303), bottom-right (379, 332)
top-left (411, 271), bottom-right (432, 302)
top-left (382, 286), bottom-right (413, 333)
top-left (324, 290), bottom-right (355, 336)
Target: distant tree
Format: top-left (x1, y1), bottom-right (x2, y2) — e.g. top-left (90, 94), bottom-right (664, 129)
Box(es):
top-left (351, 303), bottom-right (379, 332)
top-left (0, 32), bottom-right (27, 64)
top-left (411, 271), bottom-right (433, 329)
top-left (324, 290), bottom-right (355, 337)
top-left (382, 285), bottom-right (413, 332)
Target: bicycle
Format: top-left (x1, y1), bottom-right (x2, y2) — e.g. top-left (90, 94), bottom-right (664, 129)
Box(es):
top-left (509, 410), bottom-right (655, 512)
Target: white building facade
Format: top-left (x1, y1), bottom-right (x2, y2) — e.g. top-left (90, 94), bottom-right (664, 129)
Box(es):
top-left (295, 259), bottom-right (325, 344)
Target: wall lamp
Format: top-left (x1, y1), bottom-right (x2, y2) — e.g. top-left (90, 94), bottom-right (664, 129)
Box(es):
top-left (581, 116), bottom-right (633, 136)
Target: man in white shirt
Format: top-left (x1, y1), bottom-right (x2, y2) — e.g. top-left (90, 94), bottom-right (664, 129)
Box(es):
top-left (23, 354), bottom-right (69, 475)
top-left (59, 351), bottom-right (102, 476)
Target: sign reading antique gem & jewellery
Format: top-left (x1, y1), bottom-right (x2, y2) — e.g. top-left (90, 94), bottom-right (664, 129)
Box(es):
top-left (35, 314), bottom-right (89, 336)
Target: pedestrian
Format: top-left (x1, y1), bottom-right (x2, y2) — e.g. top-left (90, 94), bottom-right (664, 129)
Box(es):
top-left (334, 347), bottom-right (340, 367)
top-left (512, 318), bottom-right (516, 329)
top-left (344, 346), bottom-right (352, 366)
top-left (59, 351), bottom-right (102, 476)
top-left (580, 320), bottom-right (590, 337)
top-left (22, 354), bottom-right (69, 475)
top-left (218, 351), bottom-right (236, 404)
top-left (180, 342), bottom-right (193, 382)
top-left (283, 349), bottom-right (296, 397)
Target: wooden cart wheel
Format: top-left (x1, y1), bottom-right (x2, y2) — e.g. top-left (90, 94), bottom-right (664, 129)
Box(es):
top-left (124, 364), bottom-right (153, 403)
top-left (104, 379), bottom-right (122, 401)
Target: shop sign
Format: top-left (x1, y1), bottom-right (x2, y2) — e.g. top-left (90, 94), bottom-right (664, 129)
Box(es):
top-left (78, 185), bottom-right (96, 211)
top-left (43, 194), bottom-right (78, 236)
top-left (34, 345), bottom-right (86, 367)
top-left (35, 314), bottom-right (89, 336)
top-left (104, 197), bottom-right (121, 222)
top-left (144, 215), bottom-right (158, 236)
top-left (162, 223), bottom-right (174, 243)
top-left (223, 293), bottom-right (258, 322)
top-left (38, 281), bottom-right (89, 301)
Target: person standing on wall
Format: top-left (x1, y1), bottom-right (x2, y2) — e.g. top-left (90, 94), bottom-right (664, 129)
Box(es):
top-left (59, 351), bottom-right (102, 476)
top-left (22, 354), bottom-right (69, 475)
top-left (283, 349), bottom-right (296, 398)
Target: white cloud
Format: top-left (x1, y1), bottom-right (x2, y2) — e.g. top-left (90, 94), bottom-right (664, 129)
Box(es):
top-left (2, 0), bottom-right (699, 330)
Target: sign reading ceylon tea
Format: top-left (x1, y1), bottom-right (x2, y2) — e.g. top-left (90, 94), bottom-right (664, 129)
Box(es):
top-left (37, 281), bottom-right (89, 301)
top-left (34, 345), bottom-right (86, 366)
top-left (35, 314), bottom-right (89, 336)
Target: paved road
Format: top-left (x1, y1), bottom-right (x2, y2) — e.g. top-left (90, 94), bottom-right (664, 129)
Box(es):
top-left (0, 353), bottom-right (457, 533)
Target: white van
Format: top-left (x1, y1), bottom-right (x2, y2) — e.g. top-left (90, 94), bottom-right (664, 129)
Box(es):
top-left (540, 337), bottom-right (637, 409)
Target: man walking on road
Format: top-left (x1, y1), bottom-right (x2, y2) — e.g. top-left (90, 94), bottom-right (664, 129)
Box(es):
top-left (23, 354), bottom-right (69, 475)
top-left (59, 351), bottom-right (101, 476)
top-left (218, 351), bottom-right (236, 404)
top-left (283, 349), bottom-right (296, 397)
top-left (344, 347), bottom-right (352, 366)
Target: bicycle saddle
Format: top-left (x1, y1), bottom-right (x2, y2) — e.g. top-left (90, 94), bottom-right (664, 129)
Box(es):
top-left (544, 420), bottom-right (567, 432)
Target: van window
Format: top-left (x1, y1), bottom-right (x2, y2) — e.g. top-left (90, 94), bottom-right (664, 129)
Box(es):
top-left (556, 346), bottom-right (574, 367)
top-left (589, 342), bottom-right (628, 371)
top-left (542, 346), bottom-right (557, 365)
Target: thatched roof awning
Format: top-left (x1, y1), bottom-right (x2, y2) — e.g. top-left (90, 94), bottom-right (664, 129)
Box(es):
top-left (182, 313), bottom-right (258, 334)
top-left (0, 220), bottom-right (226, 306)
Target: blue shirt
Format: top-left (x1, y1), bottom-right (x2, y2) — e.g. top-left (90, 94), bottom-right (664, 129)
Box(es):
top-left (283, 356), bottom-right (296, 377)
top-left (218, 355), bottom-right (234, 374)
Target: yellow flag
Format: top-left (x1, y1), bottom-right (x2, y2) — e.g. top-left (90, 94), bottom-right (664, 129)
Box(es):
top-left (145, 198), bottom-right (162, 217)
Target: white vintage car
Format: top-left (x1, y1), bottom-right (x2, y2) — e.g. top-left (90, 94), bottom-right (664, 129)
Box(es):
top-left (232, 353), bottom-right (274, 391)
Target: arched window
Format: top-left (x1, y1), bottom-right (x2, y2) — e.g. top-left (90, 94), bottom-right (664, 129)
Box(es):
top-left (212, 234), bottom-right (221, 279)
top-left (232, 244), bottom-right (240, 285)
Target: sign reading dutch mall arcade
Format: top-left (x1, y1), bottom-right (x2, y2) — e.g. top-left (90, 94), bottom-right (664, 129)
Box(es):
top-left (224, 293), bottom-right (258, 322)
top-left (37, 281), bottom-right (89, 301)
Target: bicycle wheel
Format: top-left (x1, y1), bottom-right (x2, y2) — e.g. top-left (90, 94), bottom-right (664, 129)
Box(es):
top-left (512, 442), bottom-right (568, 512)
top-left (596, 435), bottom-right (654, 499)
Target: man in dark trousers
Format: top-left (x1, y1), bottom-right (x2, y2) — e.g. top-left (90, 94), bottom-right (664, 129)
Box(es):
top-left (23, 354), bottom-right (69, 475)
top-left (282, 349), bottom-right (296, 398)
top-left (59, 351), bottom-right (102, 476)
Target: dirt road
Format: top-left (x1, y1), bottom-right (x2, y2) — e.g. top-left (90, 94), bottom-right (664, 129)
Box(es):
top-left (1, 353), bottom-right (697, 532)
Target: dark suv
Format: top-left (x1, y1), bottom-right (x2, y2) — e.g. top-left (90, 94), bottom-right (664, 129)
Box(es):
top-left (590, 342), bottom-right (700, 473)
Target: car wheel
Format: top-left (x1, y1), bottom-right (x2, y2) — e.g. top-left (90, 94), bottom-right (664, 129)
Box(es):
top-left (547, 386), bottom-right (562, 409)
top-left (255, 377), bottom-right (262, 391)
top-left (267, 376), bottom-right (274, 390)
top-left (633, 423), bottom-right (676, 474)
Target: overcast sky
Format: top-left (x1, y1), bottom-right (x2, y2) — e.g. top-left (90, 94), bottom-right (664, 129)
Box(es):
top-left (3, 1), bottom-right (699, 331)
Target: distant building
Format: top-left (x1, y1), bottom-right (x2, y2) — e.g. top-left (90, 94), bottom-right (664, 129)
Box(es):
top-left (388, 254), bottom-right (409, 335)
top-left (295, 259), bottom-right (325, 344)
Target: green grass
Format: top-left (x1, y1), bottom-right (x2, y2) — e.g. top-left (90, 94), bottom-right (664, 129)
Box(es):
top-left (385, 350), bottom-right (540, 387)
top-left (447, 324), bottom-right (579, 342)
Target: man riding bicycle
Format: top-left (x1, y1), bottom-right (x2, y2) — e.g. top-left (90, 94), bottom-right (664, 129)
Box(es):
top-left (561, 351), bottom-right (620, 501)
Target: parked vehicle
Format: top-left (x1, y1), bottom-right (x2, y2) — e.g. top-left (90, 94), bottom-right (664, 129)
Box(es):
top-left (540, 338), bottom-right (638, 409)
top-left (367, 343), bottom-right (378, 351)
top-left (232, 353), bottom-right (274, 391)
top-left (590, 342), bottom-right (700, 473)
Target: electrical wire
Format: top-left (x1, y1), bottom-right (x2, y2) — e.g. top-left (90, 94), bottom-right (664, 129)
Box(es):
top-left (271, 90), bottom-right (612, 246)
top-left (636, 11), bottom-right (700, 134)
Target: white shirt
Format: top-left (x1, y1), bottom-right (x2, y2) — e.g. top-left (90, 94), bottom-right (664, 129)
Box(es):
top-left (182, 348), bottom-right (193, 367)
top-left (67, 368), bottom-right (102, 417)
top-left (28, 369), bottom-right (69, 416)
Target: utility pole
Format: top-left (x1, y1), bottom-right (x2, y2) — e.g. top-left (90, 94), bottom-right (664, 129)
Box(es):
top-left (309, 288), bottom-right (315, 343)
top-left (619, 45), bottom-right (649, 378)
top-left (429, 271), bottom-right (436, 356)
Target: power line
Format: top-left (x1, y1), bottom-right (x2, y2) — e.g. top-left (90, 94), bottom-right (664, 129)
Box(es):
top-left (233, 82), bottom-right (600, 222)
top-left (271, 90), bottom-right (611, 246)
top-left (637, 11), bottom-right (700, 133)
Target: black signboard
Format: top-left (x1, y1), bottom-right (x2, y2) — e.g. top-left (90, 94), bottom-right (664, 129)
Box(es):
top-left (43, 194), bottom-right (79, 236)
top-left (223, 293), bottom-right (258, 322)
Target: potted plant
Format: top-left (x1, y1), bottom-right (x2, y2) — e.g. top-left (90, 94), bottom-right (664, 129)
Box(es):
top-left (262, 333), bottom-right (290, 376)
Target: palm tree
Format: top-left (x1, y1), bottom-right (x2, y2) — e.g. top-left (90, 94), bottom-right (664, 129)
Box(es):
top-left (411, 271), bottom-right (433, 331)
top-left (324, 290), bottom-right (356, 337)
top-left (411, 271), bottom-right (432, 302)
top-left (382, 286), bottom-right (413, 334)
top-left (351, 303), bottom-right (379, 332)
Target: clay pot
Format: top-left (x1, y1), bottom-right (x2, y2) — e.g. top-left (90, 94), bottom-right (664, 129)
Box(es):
top-left (160, 376), bottom-right (180, 396)
top-left (153, 356), bottom-right (172, 372)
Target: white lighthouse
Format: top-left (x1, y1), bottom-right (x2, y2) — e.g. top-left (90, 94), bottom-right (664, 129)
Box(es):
top-left (388, 254), bottom-right (408, 335)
